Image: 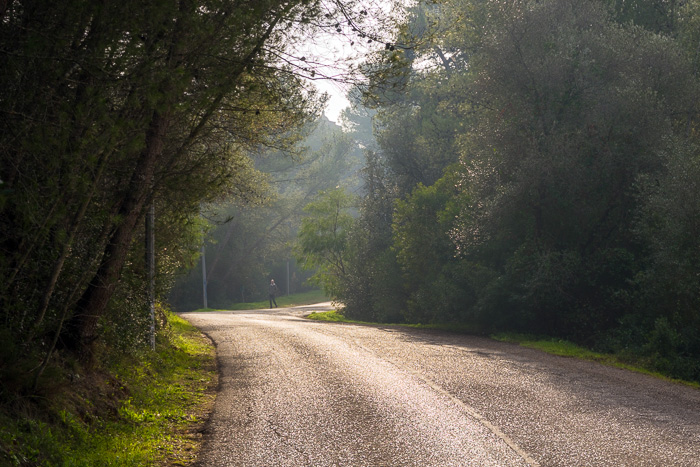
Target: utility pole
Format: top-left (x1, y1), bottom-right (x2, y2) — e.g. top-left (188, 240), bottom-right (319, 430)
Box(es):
top-left (287, 220), bottom-right (292, 296)
top-left (146, 203), bottom-right (156, 350)
top-left (201, 244), bottom-right (208, 309)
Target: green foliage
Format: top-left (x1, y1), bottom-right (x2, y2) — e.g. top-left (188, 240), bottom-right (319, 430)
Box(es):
top-left (295, 188), bottom-right (356, 299)
top-left (0, 0), bottom-right (335, 379)
top-left (0, 312), bottom-right (216, 466)
top-left (441, 0), bottom-right (697, 343)
top-left (335, 151), bottom-right (406, 322)
top-left (622, 138), bottom-right (700, 380)
top-left (635, 140), bottom-right (700, 313)
top-left (606, 0), bottom-right (683, 34)
top-left (392, 170), bottom-right (470, 323)
top-left (340, 0), bottom-right (700, 382)
top-left (168, 116), bottom-right (363, 311)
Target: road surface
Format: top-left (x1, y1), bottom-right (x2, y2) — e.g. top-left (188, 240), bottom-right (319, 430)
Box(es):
top-left (181, 304), bottom-right (700, 466)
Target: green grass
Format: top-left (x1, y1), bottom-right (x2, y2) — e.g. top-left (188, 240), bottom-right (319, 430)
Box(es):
top-left (306, 310), bottom-right (479, 334)
top-left (306, 310), bottom-right (349, 322)
top-left (487, 333), bottom-right (698, 388)
top-left (0, 313), bottom-right (217, 466)
top-left (491, 332), bottom-right (618, 360)
top-left (191, 289), bottom-right (329, 312)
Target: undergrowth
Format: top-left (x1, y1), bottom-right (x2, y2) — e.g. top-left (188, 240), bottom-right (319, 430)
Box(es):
top-left (0, 312), bottom-right (216, 466)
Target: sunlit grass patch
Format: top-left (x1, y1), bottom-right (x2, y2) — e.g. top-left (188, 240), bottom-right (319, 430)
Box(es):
top-left (491, 332), bottom-right (699, 388)
top-left (107, 319), bottom-right (215, 465)
top-left (491, 333), bottom-right (605, 359)
top-left (306, 310), bottom-right (349, 322)
top-left (83, 313), bottom-right (215, 465)
top-left (0, 312), bottom-right (217, 466)
top-left (306, 311), bottom-right (481, 334)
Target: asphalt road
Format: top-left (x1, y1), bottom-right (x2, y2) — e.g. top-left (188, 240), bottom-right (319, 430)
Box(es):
top-left (181, 304), bottom-right (700, 467)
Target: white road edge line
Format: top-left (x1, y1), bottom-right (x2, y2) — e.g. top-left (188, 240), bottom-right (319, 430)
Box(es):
top-left (346, 334), bottom-right (540, 466)
top-left (390, 359), bottom-right (541, 467)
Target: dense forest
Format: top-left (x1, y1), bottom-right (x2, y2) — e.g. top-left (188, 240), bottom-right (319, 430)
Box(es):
top-left (8, 0), bottom-right (699, 463)
top-left (296, 0), bottom-right (700, 382)
top-left (2, 0), bottom-right (700, 404)
top-left (0, 0), bottom-right (394, 396)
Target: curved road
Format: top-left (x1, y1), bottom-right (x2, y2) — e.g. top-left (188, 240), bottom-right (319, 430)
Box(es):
top-left (181, 304), bottom-right (700, 467)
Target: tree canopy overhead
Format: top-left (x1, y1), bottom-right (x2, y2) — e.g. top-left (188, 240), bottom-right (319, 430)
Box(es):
top-left (0, 0), bottom-right (399, 383)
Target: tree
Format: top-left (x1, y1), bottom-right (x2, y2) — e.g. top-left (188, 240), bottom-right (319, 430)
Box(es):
top-left (361, 1), bottom-right (474, 196)
top-left (295, 188), bottom-right (356, 299)
top-left (346, 0), bottom-right (700, 347)
top-left (333, 151), bottom-right (405, 322)
top-left (606, 0), bottom-right (683, 34)
top-left (0, 0), bottom-right (396, 377)
top-left (327, 0), bottom-right (483, 323)
top-left (54, 0), bottom-right (320, 361)
top-left (391, 169), bottom-right (473, 323)
top-left (450, 0), bottom-right (697, 336)
top-left (168, 115), bottom-right (363, 310)
top-left (630, 138), bottom-right (700, 379)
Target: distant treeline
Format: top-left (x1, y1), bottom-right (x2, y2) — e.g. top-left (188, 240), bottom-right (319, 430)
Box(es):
top-left (169, 116), bottom-right (364, 312)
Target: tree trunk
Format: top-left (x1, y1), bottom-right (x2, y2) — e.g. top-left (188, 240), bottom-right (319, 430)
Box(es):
top-left (62, 111), bottom-right (169, 363)
top-left (60, 1), bottom-right (294, 363)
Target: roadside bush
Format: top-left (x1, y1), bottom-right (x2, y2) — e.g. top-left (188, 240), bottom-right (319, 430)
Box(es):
top-left (341, 227), bottom-right (405, 323)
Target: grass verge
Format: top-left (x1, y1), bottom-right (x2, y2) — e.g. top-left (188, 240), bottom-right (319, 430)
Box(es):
top-left (306, 310), bottom-right (479, 334)
top-left (491, 332), bottom-right (699, 388)
top-left (306, 310), bottom-right (362, 323)
top-left (0, 313), bottom-right (217, 466)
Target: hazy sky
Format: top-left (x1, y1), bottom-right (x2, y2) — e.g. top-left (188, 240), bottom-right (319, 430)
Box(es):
top-left (316, 79), bottom-right (351, 123)
top-left (297, 0), bottom-right (407, 123)
top-left (299, 35), bottom-right (357, 124)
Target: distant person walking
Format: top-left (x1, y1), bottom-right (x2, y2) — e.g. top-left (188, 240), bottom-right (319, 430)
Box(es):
top-left (269, 279), bottom-right (279, 308)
